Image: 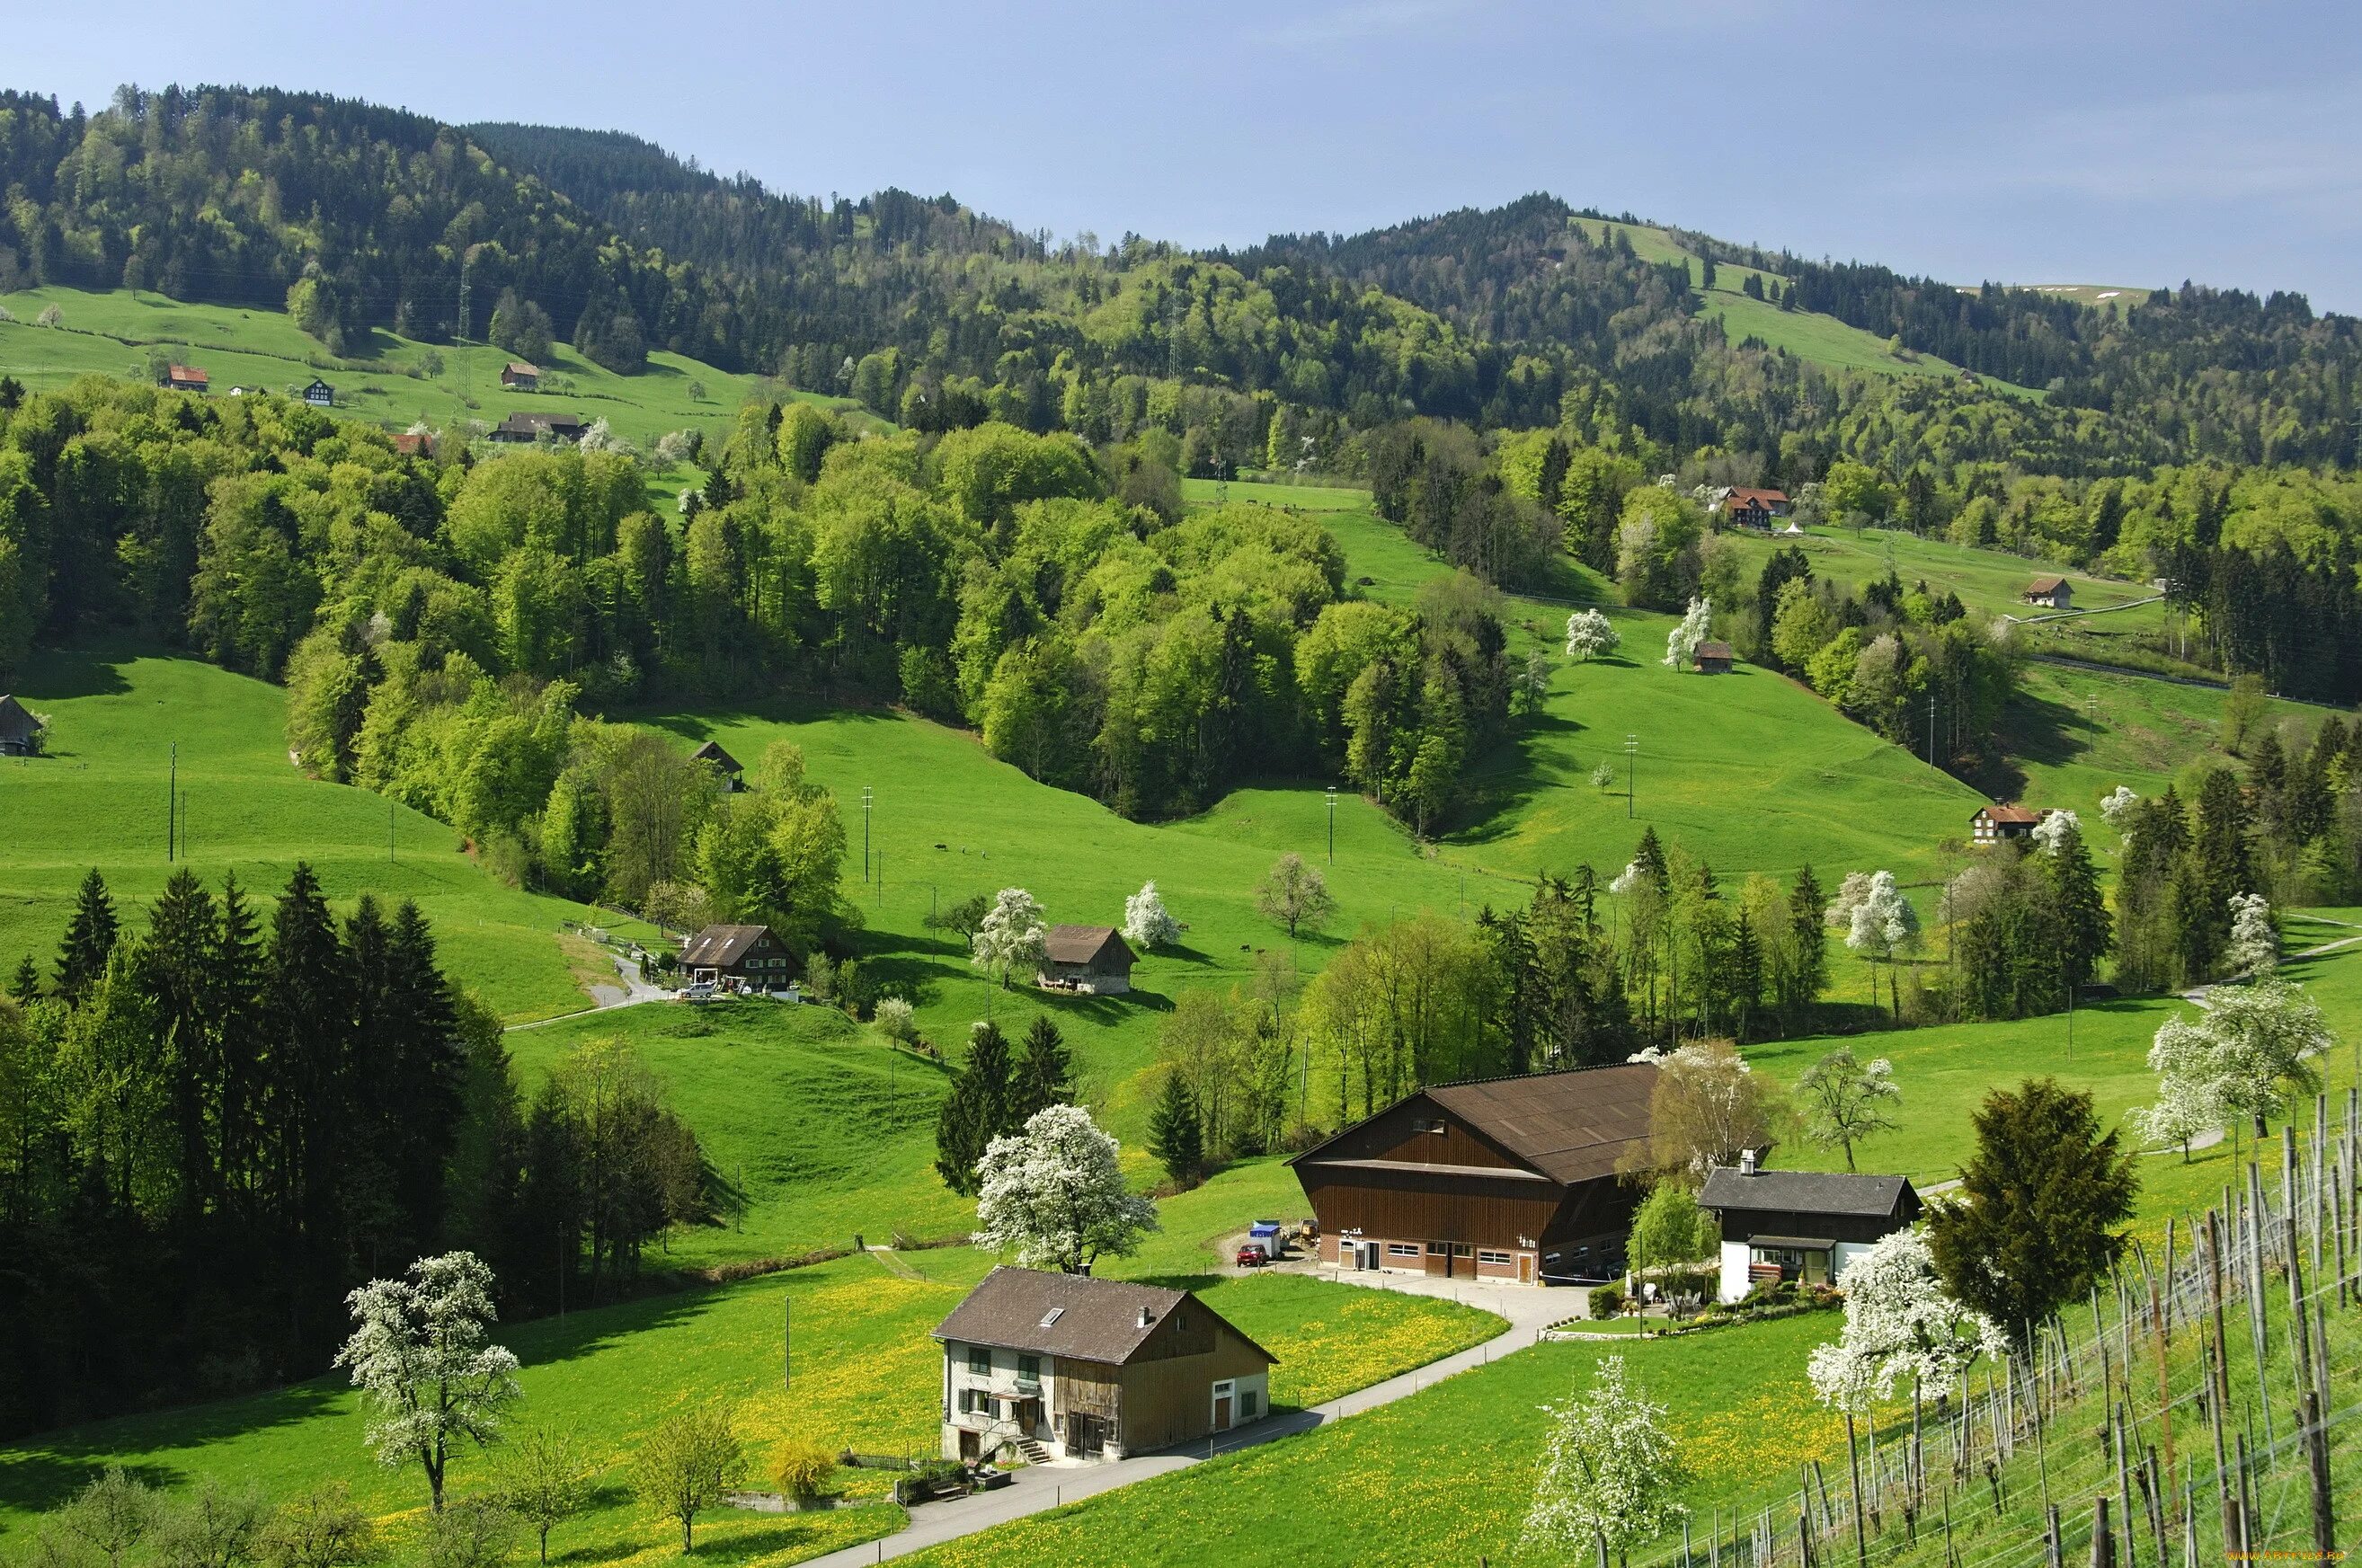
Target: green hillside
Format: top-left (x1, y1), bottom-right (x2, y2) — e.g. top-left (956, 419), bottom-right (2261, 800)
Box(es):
top-left (0, 646), bottom-right (599, 1022)
top-left (0, 286), bottom-right (876, 452)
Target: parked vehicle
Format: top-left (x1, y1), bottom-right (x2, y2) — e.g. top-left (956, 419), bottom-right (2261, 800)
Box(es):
top-left (1248, 1220), bottom-right (1285, 1260)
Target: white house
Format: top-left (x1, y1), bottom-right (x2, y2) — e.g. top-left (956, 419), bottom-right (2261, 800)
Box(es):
top-left (1699, 1158), bottom-right (1922, 1304)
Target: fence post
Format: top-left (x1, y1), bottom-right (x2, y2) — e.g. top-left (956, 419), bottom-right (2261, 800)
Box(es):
top-left (2044, 1504), bottom-right (2063, 1568)
top-left (2091, 1497), bottom-right (2116, 1568)
top-left (2300, 1392), bottom-right (2334, 1558)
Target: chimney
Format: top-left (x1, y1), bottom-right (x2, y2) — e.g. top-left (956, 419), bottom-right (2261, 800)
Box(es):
top-left (1137, 1306), bottom-right (1154, 1329)
top-left (1739, 1147), bottom-right (1757, 1176)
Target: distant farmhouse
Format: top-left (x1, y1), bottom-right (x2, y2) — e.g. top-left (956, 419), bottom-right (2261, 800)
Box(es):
top-left (934, 1267), bottom-right (1275, 1464)
top-left (1692, 640), bottom-right (1734, 674)
top-left (1038, 925), bottom-right (1136, 995)
top-left (679, 923), bottom-right (795, 989)
top-left (690, 740), bottom-right (744, 791)
top-left (393, 431), bottom-right (434, 458)
top-left (0, 694), bottom-right (45, 757)
top-left (162, 364), bottom-right (209, 394)
top-left (1700, 1157), bottom-right (1922, 1303)
top-left (1970, 803), bottom-right (2047, 846)
top-left (490, 411), bottom-right (586, 444)
top-left (302, 378), bottom-right (334, 408)
top-left (2023, 575), bottom-right (2073, 611)
top-left (1710, 486), bottom-right (1790, 530)
top-left (1290, 1062), bottom-right (1659, 1285)
top-left (501, 361), bottom-right (541, 391)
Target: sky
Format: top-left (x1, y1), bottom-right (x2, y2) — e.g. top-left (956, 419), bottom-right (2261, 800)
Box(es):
top-left (16, 0), bottom-right (2362, 311)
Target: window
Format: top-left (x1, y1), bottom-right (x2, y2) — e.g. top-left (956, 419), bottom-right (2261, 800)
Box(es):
top-left (1018, 1356), bottom-right (1040, 1382)
top-left (1388, 1243), bottom-right (1421, 1258)
top-left (1426, 1242), bottom-right (1451, 1255)
top-left (1410, 1117), bottom-right (1446, 1134)
top-left (966, 1347), bottom-right (991, 1376)
top-left (1478, 1250), bottom-right (1514, 1267)
top-left (1241, 1389), bottom-right (1259, 1419)
top-left (1038, 1307), bottom-right (1064, 1328)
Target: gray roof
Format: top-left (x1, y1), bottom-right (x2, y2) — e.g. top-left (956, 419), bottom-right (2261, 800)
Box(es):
top-left (0, 695), bottom-right (37, 740)
top-left (679, 924), bottom-right (776, 969)
top-left (1700, 1166), bottom-right (1916, 1218)
top-left (689, 740), bottom-right (743, 774)
top-left (933, 1266), bottom-right (1274, 1368)
top-left (1043, 925), bottom-right (1134, 970)
top-left (1419, 1063), bottom-right (1660, 1185)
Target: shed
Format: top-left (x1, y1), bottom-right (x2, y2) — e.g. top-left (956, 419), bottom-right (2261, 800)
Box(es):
top-left (301, 378), bottom-right (334, 408)
top-left (164, 365), bottom-right (209, 393)
top-left (0, 694), bottom-right (43, 756)
top-left (501, 361), bottom-right (541, 390)
top-left (690, 740), bottom-right (744, 791)
top-left (1692, 640), bottom-right (1734, 674)
top-left (678, 923), bottom-right (795, 989)
top-left (2023, 575), bottom-right (2073, 611)
top-left (489, 411), bottom-right (586, 444)
top-left (1700, 1160), bottom-right (1922, 1302)
top-left (1290, 1061), bottom-right (1660, 1285)
top-left (1038, 926), bottom-right (1136, 996)
top-left (935, 1266), bottom-right (1275, 1463)
top-left (393, 431), bottom-right (434, 458)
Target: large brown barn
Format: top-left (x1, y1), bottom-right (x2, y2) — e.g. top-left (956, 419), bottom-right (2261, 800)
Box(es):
top-left (1288, 1062), bottom-right (1658, 1286)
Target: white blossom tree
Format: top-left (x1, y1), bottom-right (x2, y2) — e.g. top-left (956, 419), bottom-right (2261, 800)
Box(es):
top-left (1523, 1356), bottom-right (1690, 1566)
top-left (1824, 870), bottom-right (1875, 930)
top-left (1566, 608), bottom-right (1621, 661)
top-left (972, 1104), bottom-right (1159, 1274)
top-left (2098, 785), bottom-right (2140, 840)
top-left (2029, 809), bottom-right (2080, 856)
top-left (1807, 1230), bottom-right (2006, 1407)
top-left (2136, 979), bottom-right (2326, 1157)
top-left (1662, 597), bottom-right (1713, 670)
top-left (335, 1253), bottom-right (522, 1512)
top-left (1123, 880), bottom-right (1181, 951)
top-left (970, 887), bottom-right (1049, 989)
top-left (2225, 892), bottom-right (2278, 979)
top-left (1843, 872), bottom-right (1919, 961)
top-left (2129, 1014), bottom-right (2230, 1159)
top-left (1609, 862), bottom-right (1644, 896)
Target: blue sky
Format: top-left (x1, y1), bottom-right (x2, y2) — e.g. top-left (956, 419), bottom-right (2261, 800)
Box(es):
top-left (18, 1), bottom-right (2362, 310)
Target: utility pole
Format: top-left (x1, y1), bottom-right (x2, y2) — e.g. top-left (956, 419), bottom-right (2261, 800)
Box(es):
top-left (167, 741), bottom-right (176, 862)
top-left (1326, 786), bottom-right (1336, 864)
top-left (1926, 693), bottom-right (1936, 768)
top-left (861, 786), bottom-right (873, 881)
top-left (389, 800), bottom-right (396, 864)
top-left (457, 247), bottom-right (473, 343)
top-left (1625, 733), bottom-right (1638, 819)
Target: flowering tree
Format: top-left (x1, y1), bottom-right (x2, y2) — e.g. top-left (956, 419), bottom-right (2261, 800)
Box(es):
top-left (973, 1105), bottom-right (1159, 1274)
top-left (1807, 1230), bottom-right (2006, 1406)
top-left (1609, 861), bottom-right (1644, 895)
top-left (1662, 597), bottom-right (1713, 669)
top-left (2129, 1014), bottom-right (2230, 1159)
top-left (1841, 872), bottom-right (1919, 961)
top-left (2029, 809), bottom-right (2080, 856)
top-left (1629, 1041), bottom-right (1780, 1179)
top-left (2098, 785), bottom-right (2140, 840)
top-left (335, 1253), bottom-right (522, 1511)
top-left (970, 887), bottom-right (1049, 988)
top-left (1566, 608), bottom-right (1621, 661)
top-left (1796, 1048), bottom-right (1901, 1172)
top-left (2135, 979), bottom-right (2326, 1157)
top-left (2225, 892), bottom-right (2278, 979)
top-left (1523, 1356), bottom-right (1690, 1565)
top-left (1123, 880), bottom-right (1181, 950)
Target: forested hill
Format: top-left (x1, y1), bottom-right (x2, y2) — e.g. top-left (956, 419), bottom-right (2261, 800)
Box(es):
top-left (1, 84), bottom-right (2355, 476)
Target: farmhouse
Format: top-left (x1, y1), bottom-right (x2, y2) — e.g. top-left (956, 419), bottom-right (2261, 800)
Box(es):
top-left (678, 923), bottom-right (795, 989)
top-left (0, 694), bottom-right (43, 756)
top-left (490, 411), bottom-right (587, 444)
top-left (302, 378), bottom-right (334, 408)
top-left (2023, 575), bottom-right (2073, 611)
top-left (1038, 925), bottom-right (1136, 995)
top-left (1700, 1156), bottom-right (1922, 1303)
top-left (501, 361), bottom-right (541, 390)
top-left (1289, 1062), bottom-right (1659, 1286)
top-left (163, 364), bottom-right (209, 393)
top-left (689, 740), bottom-right (744, 791)
top-left (393, 431), bottom-right (434, 458)
top-left (1712, 486), bottom-right (1790, 529)
top-left (1970, 803), bottom-right (2047, 845)
top-left (1692, 640), bottom-right (1734, 674)
top-left (935, 1266), bottom-right (1275, 1464)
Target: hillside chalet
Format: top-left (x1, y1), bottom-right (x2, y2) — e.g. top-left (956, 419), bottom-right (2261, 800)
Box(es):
top-left (163, 365), bottom-right (209, 393)
top-left (935, 1267), bottom-right (1275, 1464)
top-left (1692, 641), bottom-right (1734, 674)
top-left (1038, 926), bottom-right (1136, 995)
top-left (0, 694), bottom-right (43, 756)
top-left (490, 411), bottom-right (586, 444)
top-left (1713, 487), bottom-right (1791, 529)
top-left (501, 361), bottom-right (541, 390)
top-left (689, 740), bottom-right (744, 791)
top-left (302, 378), bottom-right (334, 408)
top-left (1700, 1157), bottom-right (1922, 1302)
top-left (2023, 576), bottom-right (2073, 611)
top-left (1970, 804), bottom-right (2047, 845)
top-left (1289, 1062), bottom-right (1659, 1285)
top-left (679, 923), bottom-right (794, 989)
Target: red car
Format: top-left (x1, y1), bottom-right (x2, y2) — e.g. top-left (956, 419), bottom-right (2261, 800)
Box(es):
top-left (1235, 1245), bottom-right (1271, 1268)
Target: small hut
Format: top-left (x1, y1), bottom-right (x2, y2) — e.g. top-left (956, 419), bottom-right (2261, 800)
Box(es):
top-left (690, 740), bottom-right (745, 791)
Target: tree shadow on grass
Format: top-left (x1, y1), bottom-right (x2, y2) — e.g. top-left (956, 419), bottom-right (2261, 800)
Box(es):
top-left (1984, 688), bottom-right (2100, 803)
top-left (1453, 709), bottom-right (1590, 846)
top-left (19, 644), bottom-right (138, 702)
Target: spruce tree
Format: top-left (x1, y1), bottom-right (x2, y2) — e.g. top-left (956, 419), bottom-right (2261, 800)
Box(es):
top-left (55, 867), bottom-right (120, 1004)
top-left (1146, 1071), bottom-right (1203, 1184)
top-left (144, 866), bottom-right (221, 1215)
top-left (1786, 864), bottom-right (1828, 1021)
top-left (8, 953), bottom-right (39, 1005)
top-left (264, 862), bottom-right (353, 1241)
top-left (1729, 911), bottom-right (1763, 1042)
top-left (933, 1021), bottom-right (1017, 1197)
top-left (1013, 1016), bottom-right (1073, 1121)
top-left (1632, 827), bottom-right (1670, 894)
top-left (2044, 822), bottom-right (2112, 994)
top-left (212, 873), bottom-right (268, 1208)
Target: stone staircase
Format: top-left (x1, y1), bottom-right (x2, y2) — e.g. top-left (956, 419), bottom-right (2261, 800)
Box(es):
top-left (1015, 1437), bottom-right (1052, 1466)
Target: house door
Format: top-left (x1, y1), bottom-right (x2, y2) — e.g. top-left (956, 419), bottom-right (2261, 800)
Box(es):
top-left (958, 1429), bottom-right (980, 1462)
top-left (1519, 1254), bottom-right (1534, 1285)
top-left (1069, 1413), bottom-right (1105, 1457)
top-left (1212, 1380), bottom-right (1235, 1432)
top-left (1016, 1398), bottom-right (1042, 1437)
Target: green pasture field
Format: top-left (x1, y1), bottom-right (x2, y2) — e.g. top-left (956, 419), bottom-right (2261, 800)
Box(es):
top-left (1178, 477), bottom-right (1372, 511)
top-left (0, 286), bottom-right (876, 452)
top-left (1720, 523), bottom-right (2161, 628)
top-left (0, 646), bottom-right (601, 1022)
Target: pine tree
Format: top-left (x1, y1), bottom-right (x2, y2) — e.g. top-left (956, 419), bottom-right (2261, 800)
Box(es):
top-left (264, 863), bottom-right (353, 1243)
top-left (934, 1021), bottom-right (1017, 1196)
top-left (1729, 912), bottom-right (1763, 1042)
top-left (55, 867), bottom-right (120, 1004)
top-left (1785, 864), bottom-right (1828, 1022)
top-left (1632, 827), bottom-right (1670, 895)
top-left (1012, 1016), bottom-right (1073, 1121)
top-left (1146, 1071), bottom-right (1203, 1183)
top-left (2044, 822), bottom-right (2112, 994)
top-left (212, 873), bottom-right (268, 1209)
top-left (143, 866), bottom-right (221, 1216)
top-left (8, 952), bottom-right (39, 1005)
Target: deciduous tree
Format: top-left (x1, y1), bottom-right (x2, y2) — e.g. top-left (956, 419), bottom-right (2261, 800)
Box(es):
top-left (972, 1104), bottom-right (1159, 1273)
top-left (335, 1252), bottom-right (523, 1511)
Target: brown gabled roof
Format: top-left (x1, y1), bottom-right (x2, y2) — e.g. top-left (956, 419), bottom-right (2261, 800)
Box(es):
top-left (1043, 925), bottom-right (1134, 969)
top-left (2025, 575), bottom-right (2068, 594)
top-left (679, 924), bottom-right (775, 968)
top-left (393, 432), bottom-right (432, 456)
top-left (933, 1266), bottom-right (1275, 1368)
top-left (167, 365), bottom-right (208, 385)
top-left (689, 740), bottom-right (743, 774)
top-left (1726, 486), bottom-right (1789, 507)
top-left (1421, 1064), bottom-right (1659, 1185)
top-left (1976, 803), bottom-right (2044, 825)
top-left (502, 360), bottom-right (539, 376)
top-left (0, 694), bottom-right (39, 740)
top-left (1693, 641), bottom-right (1734, 662)
top-left (494, 411), bottom-right (585, 438)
